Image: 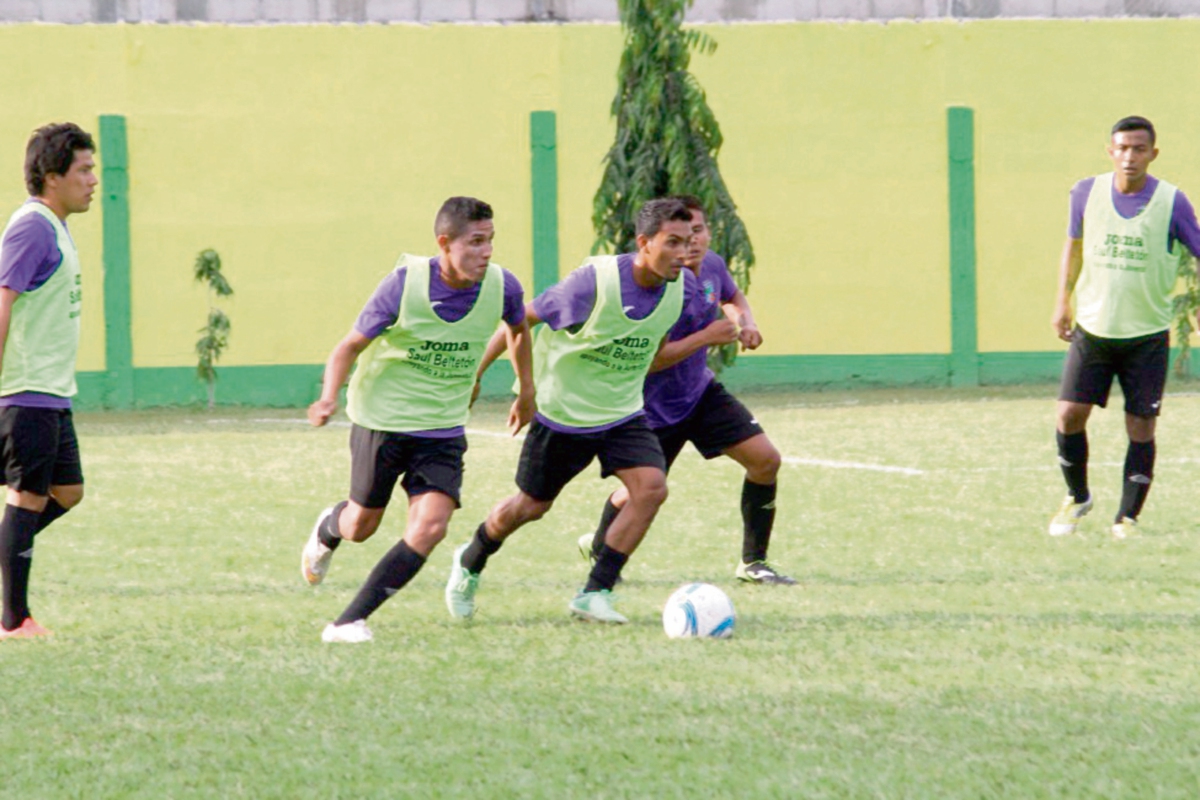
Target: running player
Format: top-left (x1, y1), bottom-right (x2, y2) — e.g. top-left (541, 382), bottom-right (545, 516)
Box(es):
top-left (302, 197), bottom-right (533, 643)
top-left (444, 198), bottom-right (696, 624)
top-left (1050, 117), bottom-right (1200, 538)
top-left (0, 122), bottom-right (96, 640)
top-left (580, 195), bottom-right (793, 584)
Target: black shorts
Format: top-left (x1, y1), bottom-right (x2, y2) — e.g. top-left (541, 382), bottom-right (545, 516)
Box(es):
top-left (349, 425), bottom-right (467, 509)
top-left (1058, 327), bottom-right (1169, 417)
top-left (0, 406), bottom-right (83, 495)
top-left (654, 381), bottom-right (764, 469)
top-left (516, 416), bottom-right (666, 502)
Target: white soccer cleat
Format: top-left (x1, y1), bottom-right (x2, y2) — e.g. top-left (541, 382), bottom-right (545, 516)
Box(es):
top-left (1048, 493), bottom-right (1093, 536)
top-left (1111, 517), bottom-right (1138, 540)
top-left (321, 619), bottom-right (373, 644)
top-left (302, 506), bottom-right (335, 585)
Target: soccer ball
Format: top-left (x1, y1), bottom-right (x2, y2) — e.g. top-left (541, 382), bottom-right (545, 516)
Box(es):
top-left (662, 583), bottom-right (735, 639)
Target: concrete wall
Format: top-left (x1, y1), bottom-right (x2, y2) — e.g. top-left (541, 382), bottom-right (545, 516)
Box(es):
top-left (0, 0), bottom-right (1197, 23)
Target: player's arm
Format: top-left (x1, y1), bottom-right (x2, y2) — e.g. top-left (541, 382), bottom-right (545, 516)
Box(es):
top-left (649, 317), bottom-right (738, 373)
top-left (308, 330), bottom-right (372, 427)
top-left (504, 313), bottom-right (536, 435)
top-left (0, 287), bottom-right (18, 372)
top-left (1051, 237), bottom-right (1083, 342)
top-left (721, 288), bottom-right (763, 350)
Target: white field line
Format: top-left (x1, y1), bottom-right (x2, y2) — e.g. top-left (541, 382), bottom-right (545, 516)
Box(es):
top-left (782, 456), bottom-right (925, 476)
top-left (206, 418), bottom-right (523, 439)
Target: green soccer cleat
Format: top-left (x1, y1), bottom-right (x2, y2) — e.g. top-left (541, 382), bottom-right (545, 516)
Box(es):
top-left (445, 543), bottom-right (481, 619)
top-left (1048, 492), bottom-right (1093, 536)
top-left (1111, 516), bottom-right (1138, 540)
top-left (568, 589), bottom-right (628, 624)
top-left (735, 560), bottom-right (797, 585)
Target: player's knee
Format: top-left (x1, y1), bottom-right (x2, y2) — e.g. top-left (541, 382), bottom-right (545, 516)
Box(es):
top-left (517, 497), bottom-right (553, 524)
top-left (406, 519), bottom-right (449, 551)
top-left (633, 478), bottom-right (668, 509)
top-left (748, 446), bottom-right (781, 484)
top-left (53, 484), bottom-right (84, 509)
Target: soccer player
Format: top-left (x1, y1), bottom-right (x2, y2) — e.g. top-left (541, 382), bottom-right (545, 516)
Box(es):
top-left (302, 197), bottom-right (533, 644)
top-left (444, 198), bottom-right (697, 624)
top-left (1050, 116), bottom-right (1200, 539)
top-left (580, 195), bottom-right (793, 584)
top-left (0, 122), bottom-right (96, 640)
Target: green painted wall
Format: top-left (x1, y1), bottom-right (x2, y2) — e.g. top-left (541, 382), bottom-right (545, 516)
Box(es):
top-left (3, 20), bottom-right (1199, 407)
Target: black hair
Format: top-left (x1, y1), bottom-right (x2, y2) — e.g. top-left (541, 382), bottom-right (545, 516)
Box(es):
top-left (635, 198), bottom-right (692, 239)
top-left (1111, 116), bottom-right (1156, 146)
top-left (674, 195), bottom-right (708, 218)
top-left (25, 122), bottom-right (95, 197)
top-left (435, 196), bottom-right (493, 241)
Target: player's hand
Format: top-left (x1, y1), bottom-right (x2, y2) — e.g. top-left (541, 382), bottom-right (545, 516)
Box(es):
top-left (307, 398), bottom-right (337, 427)
top-left (508, 389), bottom-right (536, 436)
top-left (470, 376), bottom-right (482, 409)
top-left (704, 319), bottom-right (739, 347)
top-left (738, 324), bottom-right (763, 351)
top-left (1051, 305), bottom-right (1074, 342)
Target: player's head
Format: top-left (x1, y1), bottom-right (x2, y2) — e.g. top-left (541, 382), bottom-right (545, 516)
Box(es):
top-left (435, 197), bottom-right (495, 286)
top-left (25, 122), bottom-right (97, 216)
top-left (674, 195), bottom-right (711, 270)
top-left (1107, 116), bottom-right (1158, 183)
top-left (634, 198), bottom-right (693, 284)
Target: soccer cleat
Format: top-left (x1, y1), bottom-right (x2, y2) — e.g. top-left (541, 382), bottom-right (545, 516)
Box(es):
top-left (301, 506), bottom-right (336, 585)
top-left (568, 590), bottom-right (628, 624)
top-left (1112, 517), bottom-right (1138, 540)
top-left (444, 543), bottom-right (481, 619)
top-left (0, 617), bottom-right (52, 640)
top-left (736, 560), bottom-right (797, 585)
top-left (1048, 493), bottom-right (1093, 536)
top-left (577, 532), bottom-right (598, 564)
top-left (321, 619), bottom-right (373, 644)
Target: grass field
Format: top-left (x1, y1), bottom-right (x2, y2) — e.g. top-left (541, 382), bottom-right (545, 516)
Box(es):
top-left (3, 384), bottom-right (1200, 799)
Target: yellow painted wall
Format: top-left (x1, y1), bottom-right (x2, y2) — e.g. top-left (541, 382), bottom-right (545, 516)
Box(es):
top-left (2, 20), bottom-right (1198, 371)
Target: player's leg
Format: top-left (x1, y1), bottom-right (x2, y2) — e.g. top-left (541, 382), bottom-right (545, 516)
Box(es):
top-left (0, 407), bottom-right (61, 638)
top-left (1112, 330), bottom-right (1168, 538)
top-left (1050, 329), bottom-right (1113, 535)
top-left (584, 424), bottom-right (685, 561)
top-left (570, 418), bottom-right (667, 623)
top-left (447, 420), bottom-right (594, 619)
top-left (721, 433), bottom-right (793, 584)
top-left (36, 410), bottom-right (84, 535)
top-left (324, 436), bottom-right (466, 642)
top-left (302, 424), bottom-right (396, 585)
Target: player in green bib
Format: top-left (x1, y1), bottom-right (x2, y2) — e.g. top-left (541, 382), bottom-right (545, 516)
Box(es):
top-left (0, 123), bottom-right (96, 640)
top-left (1050, 117), bottom-right (1200, 539)
top-left (301, 197), bottom-right (534, 643)
top-left (444, 198), bottom-right (696, 624)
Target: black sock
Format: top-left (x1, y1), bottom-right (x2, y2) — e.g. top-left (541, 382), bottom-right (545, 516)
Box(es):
top-left (1056, 431), bottom-right (1089, 503)
top-left (590, 496), bottom-right (620, 557)
top-left (584, 545), bottom-right (629, 593)
top-left (35, 499), bottom-right (68, 535)
top-left (334, 539), bottom-right (426, 625)
top-left (0, 505), bottom-right (41, 631)
top-left (460, 523), bottom-right (502, 574)
top-left (1116, 439), bottom-right (1155, 522)
top-left (318, 501), bottom-right (348, 551)
top-left (741, 480), bottom-right (777, 563)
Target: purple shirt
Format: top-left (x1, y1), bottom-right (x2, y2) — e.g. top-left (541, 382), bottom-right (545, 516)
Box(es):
top-left (644, 251), bottom-right (738, 429)
top-left (353, 258), bottom-right (525, 437)
top-left (1068, 175), bottom-right (1200, 257)
top-left (0, 200), bottom-right (72, 409)
top-left (531, 253), bottom-right (698, 433)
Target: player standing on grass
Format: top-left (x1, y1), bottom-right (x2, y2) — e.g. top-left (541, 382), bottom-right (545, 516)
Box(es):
top-left (1050, 117), bottom-right (1200, 539)
top-left (579, 196), bottom-right (793, 584)
top-left (0, 123), bottom-right (95, 640)
top-left (444, 198), bottom-right (696, 624)
top-left (302, 197), bottom-right (533, 644)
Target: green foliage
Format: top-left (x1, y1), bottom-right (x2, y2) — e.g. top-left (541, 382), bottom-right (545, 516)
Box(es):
top-left (1173, 251), bottom-right (1199, 376)
top-left (193, 249), bottom-right (233, 408)
top-left (592, 0), bottom-right (754, 370)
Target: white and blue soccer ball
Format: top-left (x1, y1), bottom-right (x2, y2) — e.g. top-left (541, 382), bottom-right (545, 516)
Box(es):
top-left (663, 583), bottom-right (735, 639)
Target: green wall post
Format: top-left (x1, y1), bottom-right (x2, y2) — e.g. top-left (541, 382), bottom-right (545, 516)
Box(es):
top-left (530, 110), bottom-right (559, 295)
top-left (947, 106), bottom-right (980, 387)
top-left (99, 114), bottom-right (134, 408)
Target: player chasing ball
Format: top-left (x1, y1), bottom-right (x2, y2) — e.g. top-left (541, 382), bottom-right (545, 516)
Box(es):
top-left (579, 195), bottom-right (793, 585)
top-left (0, 123), bottom-right (96, 640)
top-left (301, 197), bottom-right (533, 643)
top-left (1050, 116), bottom-right (1200, 539)
top-left (443, 198), bottom-right (697, 624)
